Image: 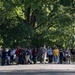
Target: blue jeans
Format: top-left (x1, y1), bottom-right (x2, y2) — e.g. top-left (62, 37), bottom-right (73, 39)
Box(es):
top-left (54, 56), bottom-right (59, 63)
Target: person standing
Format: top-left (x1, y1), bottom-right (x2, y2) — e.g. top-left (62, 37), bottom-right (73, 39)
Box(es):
top-left (47, 47), bottom-right (53, 63)
top-left (42, 45), bottom-right (47, 64)
top-left (38, 47), bottom-right (43, 63)
top-left (64, 48), bottom-right (71, 64)
top-left (71, 47), bottom-right (75, 63)
top-left (7, 49), bottom-right (11, 65)
top-left (0, 49), bottom-right (2, 65)
top-left (25, 48), bottom-right (32, 64)
top-left (32, 47), bottom-right (37, 64)
top-left (1, 48), bottom-right (6, 65)
top-left (59, 48), bottom-right (64, 64)
top-left (19, 48), bottom-right (25, 64)
top-left (15, 47), bottom-right (20, 64)
top-left (53, 47), bottom-right (59, 64)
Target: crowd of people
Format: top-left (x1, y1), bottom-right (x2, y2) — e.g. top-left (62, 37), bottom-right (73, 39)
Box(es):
top-left (0, 46), bottom-right (75, 66)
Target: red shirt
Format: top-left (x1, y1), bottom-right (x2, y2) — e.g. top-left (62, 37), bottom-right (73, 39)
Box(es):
top-left (15, 48), bottom-right (20, 56)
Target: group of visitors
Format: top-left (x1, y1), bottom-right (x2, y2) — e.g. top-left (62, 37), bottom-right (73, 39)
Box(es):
top-left (0, 46), bottom-right (75, 65)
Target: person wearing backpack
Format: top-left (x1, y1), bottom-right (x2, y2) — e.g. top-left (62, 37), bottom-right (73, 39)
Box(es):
top-left (25, 48), bottom-right (32, 64)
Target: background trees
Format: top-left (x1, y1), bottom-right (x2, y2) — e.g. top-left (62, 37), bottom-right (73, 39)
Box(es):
top-left (0, 0), bottom-right (75, 48)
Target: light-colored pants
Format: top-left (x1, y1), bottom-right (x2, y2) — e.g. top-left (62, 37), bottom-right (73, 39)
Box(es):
top-left (42, 53), bottom-right (47, 63)
top-left (54, 56), bottom-right (59, 63)
top-left (25, 55), bottom-right (31, 64)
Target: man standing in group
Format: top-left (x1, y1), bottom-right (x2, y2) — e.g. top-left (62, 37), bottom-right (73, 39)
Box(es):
top-left (47, 47), bottom-right (53, 63)
top-left (53, 47), bottom-right (59, 64)
top-left (42, 45), bottom-right (47, 64)
top-left (71, 47), bottom-right (75, 63)
top-left (1, 48), bottom-right (6, 65)
top-left (15, 46), bottom-right (20, 64)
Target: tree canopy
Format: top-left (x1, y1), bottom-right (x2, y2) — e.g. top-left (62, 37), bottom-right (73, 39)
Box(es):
top-left (0, 0), bottom-right (75, 48)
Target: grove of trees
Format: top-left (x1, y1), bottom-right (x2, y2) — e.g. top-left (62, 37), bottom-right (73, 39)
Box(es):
top-left (0, 0), bottom-right (75, 48)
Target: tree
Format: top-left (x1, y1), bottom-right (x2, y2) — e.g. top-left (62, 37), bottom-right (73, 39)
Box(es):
top-left (0, 0), bottom-right (74, 48)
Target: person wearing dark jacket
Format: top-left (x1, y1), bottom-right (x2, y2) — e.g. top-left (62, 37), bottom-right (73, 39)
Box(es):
top-left (71, 47), bottom-right (75, 63)
top-left (59, 48), bottom-right (64, 64)
top-left (32, 48), bottom-right (37, 64)
top-left (1, 48), bottom-right (6, 65)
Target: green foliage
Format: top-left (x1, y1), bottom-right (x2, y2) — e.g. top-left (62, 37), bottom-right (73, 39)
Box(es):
top-left (0, 0), bottom-right (75, 48)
